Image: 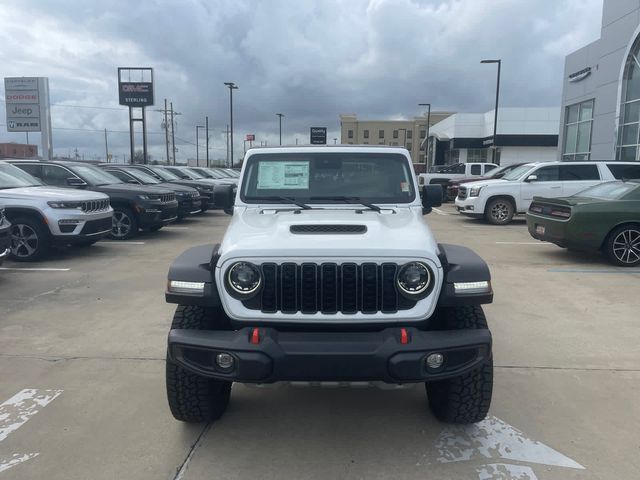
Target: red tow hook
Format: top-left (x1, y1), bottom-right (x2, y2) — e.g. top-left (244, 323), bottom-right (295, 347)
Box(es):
top-left (250, 327), bottom-right (261, 345)
top-left (400, 328), bottom-right (410, 345)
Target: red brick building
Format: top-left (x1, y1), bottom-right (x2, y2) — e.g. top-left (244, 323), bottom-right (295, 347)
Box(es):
top-left (0, 143), bottom-right (38, 158)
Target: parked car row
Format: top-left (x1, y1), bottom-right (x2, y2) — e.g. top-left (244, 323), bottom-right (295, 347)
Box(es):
top-left (0, 160), bottom-right (233, 261)
top-left (446, 160), bottom-right (640, 267)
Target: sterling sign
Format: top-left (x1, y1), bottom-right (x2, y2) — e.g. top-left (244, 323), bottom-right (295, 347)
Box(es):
top-left (118, 82), bottom-right (154, 106)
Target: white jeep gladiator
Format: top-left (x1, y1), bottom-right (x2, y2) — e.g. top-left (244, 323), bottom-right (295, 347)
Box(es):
top-left (164, 146), bottom-right (494, 424)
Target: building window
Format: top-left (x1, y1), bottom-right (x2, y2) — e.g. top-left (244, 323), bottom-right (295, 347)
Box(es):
top-left (617, 37), bottom-right (640, 160)
top-left (363, 129), bottom-right (369, 139)
top-left (406, 130), bottom-right (412, 139)
top-left (379, 130), bottom-right (384, 139)
top-left (378, 141), bottom-right (384, 145)
top-left (348, 130), bottom-right (353, 139)
top-left (467, 149), bottom-right (488, 163)
top-left (563, 99), bottom-right (594, 161)
top-left (444, 149), bottom-right (460, 164)
top-left (393, 130), bottom-right (398, 139)
top-left (420, 129), bottom-right (426, 139)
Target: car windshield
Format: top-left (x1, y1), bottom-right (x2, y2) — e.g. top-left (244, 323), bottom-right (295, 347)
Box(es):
top-left (72, 165), bottom-right (123, 186)
top-left (0, 163), bottom-right (44, 188)
top-left (574, 181), bottom-right (639, 199)
top-left (487, 164), bottom-right (516, 178)
top-left (241, 153), bottom-right (415, 204)
top-left (123, 168), bottom-right (161, 184)
top-left (205, 169), bottom-right (227, 179)
top-left (502, 164), bottom-right (535, 181)
top-left (184, 168), bottom-right (205, 179)
top-left (149, 167), bottom-right (180, 181)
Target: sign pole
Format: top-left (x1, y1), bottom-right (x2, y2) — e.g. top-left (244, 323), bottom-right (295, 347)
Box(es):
top-left (128, 107), bottom-right (135, 163)
top-left (142, 107), bottom-right (148, 164)
top-left (205, 115), bottom-right (209, 168)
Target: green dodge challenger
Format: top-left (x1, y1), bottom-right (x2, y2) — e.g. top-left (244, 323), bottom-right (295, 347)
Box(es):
top-left (526, 180), bottom-right (640, 267)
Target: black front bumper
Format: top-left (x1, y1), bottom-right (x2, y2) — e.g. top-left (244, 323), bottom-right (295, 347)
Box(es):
top-left (168, 326), bottom-right (491, 384)
top-left (177, 199), bottom-right (202, 217)
top-left (138, 201), bottom-right (179, 227)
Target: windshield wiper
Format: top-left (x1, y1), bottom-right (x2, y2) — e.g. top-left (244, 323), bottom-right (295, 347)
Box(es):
top-left (310, 196), bottom-right (382, 212)
top-left (246, 196), bottom-right (311, 210)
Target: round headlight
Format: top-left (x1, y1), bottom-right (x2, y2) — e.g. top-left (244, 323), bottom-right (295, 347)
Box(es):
top-left (227, 262), bottom-right (262, 296)
top-left (397, 262), bottom-right (431, 296)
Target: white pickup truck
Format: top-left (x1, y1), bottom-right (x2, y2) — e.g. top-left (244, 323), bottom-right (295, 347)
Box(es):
top-left (418, 163), bottom-right (499, 189)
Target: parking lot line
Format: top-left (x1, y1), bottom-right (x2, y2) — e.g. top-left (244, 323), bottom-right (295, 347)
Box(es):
top-left (96, 241), bottom-right (145, 245)
top-left (0, 267), bottom-right (70, 272)
top-left (432, 208), bottom-right (449, 216)
top-left (163, 226), bottom-right (190, 230)
top-left (548, 268), bottom-right (640, 275)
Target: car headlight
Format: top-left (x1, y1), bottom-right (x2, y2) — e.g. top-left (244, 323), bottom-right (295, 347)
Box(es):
top-left (469, 186), bottom-right (482, 197)
top-left (138, 194), bottom-right (161, 201)
top-left (196, 185), bottom-right (214, 192)
top-left (226, 262), bottom-right (262, 297)
top-left (396, 262), bottom-right (432, 297)
top-left (47, 201), bottom-right (82, 209)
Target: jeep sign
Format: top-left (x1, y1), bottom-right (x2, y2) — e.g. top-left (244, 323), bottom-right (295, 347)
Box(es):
top-left (118, 82), bottom-right (154, 106)
top-left (310, 127), bottom-right (327, 145)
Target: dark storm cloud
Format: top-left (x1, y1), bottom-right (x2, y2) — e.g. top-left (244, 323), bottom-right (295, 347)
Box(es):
top-left (0, 0), bottom-right (602, 161)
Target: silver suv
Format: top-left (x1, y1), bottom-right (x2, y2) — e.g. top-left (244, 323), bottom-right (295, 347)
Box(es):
top-left (0, 162), bottom-right (113, 261)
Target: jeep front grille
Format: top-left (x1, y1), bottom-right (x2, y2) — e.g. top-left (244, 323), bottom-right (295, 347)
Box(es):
top-left (457, 187), bottom-right (468, 200)
top-left (161, 193), bottom-right (175, 203)
top-left (244, 263), bottom-right (416, 314)
top-left (290, 225), bottom-right (367, 234)
top-left (81, 199), bottom-right (110, 212)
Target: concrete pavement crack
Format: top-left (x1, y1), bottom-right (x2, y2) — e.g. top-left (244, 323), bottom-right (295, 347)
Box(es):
top-left (172, 422), bottom-right (212, 480)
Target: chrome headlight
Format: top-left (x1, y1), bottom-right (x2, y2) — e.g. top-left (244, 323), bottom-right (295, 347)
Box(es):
top-left (469, 186), bottom-right (483, 197)
top-left (226, 262), bottom-right (262, 297)
top-left (47, 201), bottom-right (82, 209)
top-left (397, 262), bottom-right (432, 297)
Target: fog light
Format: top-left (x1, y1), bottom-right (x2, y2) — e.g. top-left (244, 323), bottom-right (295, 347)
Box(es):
top-left (215, 353), bottom-right (235, 370)
top-left (426, 353), bottom-right (444, 370)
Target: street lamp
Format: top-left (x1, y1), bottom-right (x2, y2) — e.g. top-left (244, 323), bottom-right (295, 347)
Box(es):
top-left (481, 59), bottom-right (502, 164)
top-left (224, 82), bottom-right (239, 167)
top-left (276, 113), bottom-right (284, 145)
top-left (195, 125), bottom-right (204, 166)
top-left (418, 103), bottom-right (431, 168)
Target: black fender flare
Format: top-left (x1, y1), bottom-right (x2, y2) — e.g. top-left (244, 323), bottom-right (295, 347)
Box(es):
top-left (165, 243), bottom-right (221, 306)
top-left (437, 243), bottom-right (493, 306)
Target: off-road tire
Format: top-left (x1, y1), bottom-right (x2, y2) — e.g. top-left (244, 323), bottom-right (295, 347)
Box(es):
top-left (426, 305), bottom-right (493, 424)
top-left (166, 305), bottom-right (232, 422)
top-left (605, 224), bottom-right (640, 267)
top-left (485, 197), bottom-right (514, 225)
top-left (9, 216), bottom-right (51, 262)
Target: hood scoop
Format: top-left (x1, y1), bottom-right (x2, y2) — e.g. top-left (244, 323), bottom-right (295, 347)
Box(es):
top-left (290, 224), bottom-right (367, 234)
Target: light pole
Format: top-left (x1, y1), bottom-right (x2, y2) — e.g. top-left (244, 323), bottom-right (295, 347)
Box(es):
top-left (481, 59), bottom-right (502, 164)
top-left (224, 82), bottom-right (238, 167)
top-left (276, 113), bottom-right (284, 145)
top-left (195, 125), bottom-right (204, 166)
top-left (418, 103), bottom-right (431, 168)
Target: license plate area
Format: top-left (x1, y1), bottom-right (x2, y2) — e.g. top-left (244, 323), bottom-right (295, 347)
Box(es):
top-left (535, 225), bottom-right (545, 235)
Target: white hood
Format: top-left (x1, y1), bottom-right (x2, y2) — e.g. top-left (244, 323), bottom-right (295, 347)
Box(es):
top-left (0, 186), bottom-right (109, 201)
top-left (460, 179), bottom-right (508, 189)
top-left (219, 206), bottom-right (440, 261)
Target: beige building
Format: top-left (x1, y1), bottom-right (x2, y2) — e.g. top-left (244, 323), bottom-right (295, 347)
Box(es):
top-left (339, 113), bottom-right (453, 165)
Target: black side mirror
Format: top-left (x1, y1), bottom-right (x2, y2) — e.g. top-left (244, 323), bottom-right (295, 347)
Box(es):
top-left (66, 177), bottom-right (87, 187)
top-left (421, 185), bottom-right (442, 215)
top-left (214, 184), bottom-right (235, 215)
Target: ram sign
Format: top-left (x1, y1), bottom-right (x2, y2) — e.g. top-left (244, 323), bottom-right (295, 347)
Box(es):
top-left (118, 81), bottom-right (154, 106)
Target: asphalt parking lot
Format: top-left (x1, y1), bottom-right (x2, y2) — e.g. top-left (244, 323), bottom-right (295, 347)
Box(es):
top-left (1, 205), bottom-right (638, 480)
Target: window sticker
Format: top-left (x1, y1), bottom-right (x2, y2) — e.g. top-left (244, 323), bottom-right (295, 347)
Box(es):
top-left (400, 181), bottom-right (409, 192)
top-left (257, 161), bottom-right (309, 189)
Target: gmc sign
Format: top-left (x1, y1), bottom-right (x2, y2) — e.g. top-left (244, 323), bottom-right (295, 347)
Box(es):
top-left (118, 81), bottom-right (154, 106)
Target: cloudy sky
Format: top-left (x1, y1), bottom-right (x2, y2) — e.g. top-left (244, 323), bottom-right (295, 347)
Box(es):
top-left (0, 0), bottom-right (603, 163)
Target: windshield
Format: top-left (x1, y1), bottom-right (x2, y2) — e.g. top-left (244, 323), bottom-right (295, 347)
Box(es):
top-left (148, 167), bottom-right (180, 181)
top-left (0, 163), bottom-right (44, 188)
top-left (204, 169), bottom-right (227, 179)
top-left (574, 181), bottom-right (638, 199)
top-left (123, 168), bottom-right (161, 184)
top-left (241, 153), bottom-right (415, 204)
top-left (72, 165), bottom-right (123, 186)
top-left (502, 164), bottom-right (535, 181)
top-left (184, 168), bottom-right (205, 179)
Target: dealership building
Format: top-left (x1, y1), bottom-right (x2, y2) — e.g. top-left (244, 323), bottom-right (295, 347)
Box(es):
top-left (560, 0), bottom-right (640, 161)
top-left (423, 108), bottom-right (559, 167)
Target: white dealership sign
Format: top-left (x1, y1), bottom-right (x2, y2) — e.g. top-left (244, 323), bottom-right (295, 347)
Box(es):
top-left (4, 77), bottom-right (53, 158)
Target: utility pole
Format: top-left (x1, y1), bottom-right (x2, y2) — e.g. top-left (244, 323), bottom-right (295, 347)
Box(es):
top-left (224, 82), bottom-right (238, 167)
top-left (205, 116), bottom-right (209, 167)
top-left (419, 103), bottom-right (431, 167)
top-left (104, 128), bottom-right (109, 163)
top-left (276, 113), bottom-right (284, 145)
top-left (223, 125), bottom-right (230, 167)
top-left (163, 99), bottom-right (169, 163)
top-left (169, 102), bottom-right (182, 165)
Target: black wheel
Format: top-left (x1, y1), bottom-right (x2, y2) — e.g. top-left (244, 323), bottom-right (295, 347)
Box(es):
top-left (485, 198), bottom-right (514, 225)
top-left (9, 216), bottom-right (50, 262)
top-left (425, 306), bottom-right (493, 424)
top-left (166, 305), bottom-right (232, 422)
top-left (605, 224), bottom-right (640, 267)
top-left (109, 207), bottom-right (138, 240)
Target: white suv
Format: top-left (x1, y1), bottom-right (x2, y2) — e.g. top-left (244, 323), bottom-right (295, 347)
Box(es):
top-left (0, 162), bottom-right (113, 261)
top-left (455, 161), bottom-right (640, 225)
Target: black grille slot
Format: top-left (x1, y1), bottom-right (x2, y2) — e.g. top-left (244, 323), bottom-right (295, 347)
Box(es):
top-left (290, 225), bottom-right (366, 234)
top-left (246, 263), bottom-right (418, 314)
top-left (80, 217), bottom-right (112, 235)
top-left (458, 187), bottom-right (468, 200)
top-left (81, 199), bottom-right (109, 212)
